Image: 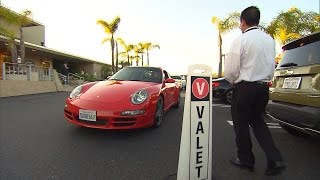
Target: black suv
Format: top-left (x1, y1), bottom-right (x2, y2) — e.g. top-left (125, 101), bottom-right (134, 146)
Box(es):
top-left (266, 32), bottom-right (320, 136)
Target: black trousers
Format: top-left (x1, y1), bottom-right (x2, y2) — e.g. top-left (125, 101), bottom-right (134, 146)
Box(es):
top-left (231, 81), bottom-right (283, 166)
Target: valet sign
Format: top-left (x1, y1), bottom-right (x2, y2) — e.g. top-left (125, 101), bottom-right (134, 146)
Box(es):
top-left (177, 64), bottom-right (212, 180)
top-left (190, 76), bottom-right (210, 179)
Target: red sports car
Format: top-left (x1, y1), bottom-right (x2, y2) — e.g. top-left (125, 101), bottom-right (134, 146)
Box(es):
top-left (64, 66), bottom-right (181, 129)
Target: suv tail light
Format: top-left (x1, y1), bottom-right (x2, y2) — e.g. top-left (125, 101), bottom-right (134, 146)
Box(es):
top-left (212, 82), bottom-right (220, 87)
top-left (267, 81), bottom-right (273, 87)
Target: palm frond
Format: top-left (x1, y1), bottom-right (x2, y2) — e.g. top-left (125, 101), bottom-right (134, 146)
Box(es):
top-left (152, 45), bottom-right (160, 50)
top-left (101, 37), bottom-right (112, 44)
top-left (110, 16), bottom-right (121, 33)
top-left (212, 12), bottom-right (240, 34)
top-left (97, 20), bottom-right (112, 33)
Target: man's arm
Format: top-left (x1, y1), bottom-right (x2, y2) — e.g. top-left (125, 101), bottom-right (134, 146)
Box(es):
top-left (224, 37), bottom-right (241, 84)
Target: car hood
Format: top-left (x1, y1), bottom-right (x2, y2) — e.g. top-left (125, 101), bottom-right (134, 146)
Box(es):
top-left (80, 80), bottom-right (160, 103)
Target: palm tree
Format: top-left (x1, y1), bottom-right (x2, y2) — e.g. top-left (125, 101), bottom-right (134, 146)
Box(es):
top-left (144, 42), bottom-right (160, 66)
top-left (133, 45), bottom-right (141, 66)
top-left (117, 38), bottom-right (135, 65)
top-left (134, 55), bottom-right (141, 66)
top-left (265, 7), bottom-right (319, 46)
top-left (212, 12), bottom-right (240, 78)
top-left (129, 55), bottom-right (135, 66)
top-left (137, 43), bottom-right (146, 66)
top-left (97, 16), bottom-right (121, 74)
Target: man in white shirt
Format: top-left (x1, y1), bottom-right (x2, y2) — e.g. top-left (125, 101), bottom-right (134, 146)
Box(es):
top-left (225, 6), bottom-right (286, 176)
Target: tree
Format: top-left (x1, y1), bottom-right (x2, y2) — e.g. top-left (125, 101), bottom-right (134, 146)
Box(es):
top-left (274, 28), bottom-right (300, 46)
top-left (133, 45), bottom-right (141, 66)
top-left (117, 38), bottom-right (135, 65)
top-left (0, 7), bottom-right (32, 63)
top-left (118, 59), bottom-right (130, 69)
top-left (144, 42), bottom-right (160, 66)
top-left (134, 54), bottom-right (141, 66)
top-left (18, 10), bottom-right (32, 63)
top-left (212, 12), bottom-right (240, 78)
top-left (265, 7), bottom-right (320, 46)
top-left (97, 16), bottom-right (121, 74)
top-left (137, 43), bottom-right (146, 66)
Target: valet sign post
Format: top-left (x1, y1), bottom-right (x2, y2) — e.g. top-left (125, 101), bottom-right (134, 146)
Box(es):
top-left (177, 64), bottom-right (212, 180)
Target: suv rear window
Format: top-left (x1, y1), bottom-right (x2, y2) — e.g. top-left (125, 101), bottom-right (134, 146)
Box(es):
top-left (277, 40), bottom-right (320, 69)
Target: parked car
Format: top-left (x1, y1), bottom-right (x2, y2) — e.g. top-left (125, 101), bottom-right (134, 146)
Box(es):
top-left (212, 77), bottom-right (234, 104)
top-left (64, 66), bottom-right (181, 130)
top-left (171, 75), bottom-right (186, 90)
top-left (266, 32), bottom-right (320, 136)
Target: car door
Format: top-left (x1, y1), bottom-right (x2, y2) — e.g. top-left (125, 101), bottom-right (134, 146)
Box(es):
top-left (162, 71), bottom-right (175, 108)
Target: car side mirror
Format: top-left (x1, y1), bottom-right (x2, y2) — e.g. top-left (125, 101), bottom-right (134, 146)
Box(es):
top-left (164, 78), bottom-right (175, 83)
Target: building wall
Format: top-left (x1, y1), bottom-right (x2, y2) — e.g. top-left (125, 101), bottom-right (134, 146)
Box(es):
top-left (23, 26), bottom-right (45, 46)
top-left (93, 63), bottom-right (103, 79)
top-left (24, 53), bottom-right (53, 68)
top-left (0, 17), bottom-right (44, 45)
top-left (0, 80), bottom-right (57, 97)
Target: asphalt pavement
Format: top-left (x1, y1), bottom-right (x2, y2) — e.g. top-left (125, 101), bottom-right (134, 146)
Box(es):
top-left (0, 92), bottom-right (319, 180)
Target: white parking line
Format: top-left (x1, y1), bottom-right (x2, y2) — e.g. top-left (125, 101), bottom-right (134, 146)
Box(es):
top-left (212, 104), bottom-right (231, 108)
top-left (227, 121), bottom-right (281, 129)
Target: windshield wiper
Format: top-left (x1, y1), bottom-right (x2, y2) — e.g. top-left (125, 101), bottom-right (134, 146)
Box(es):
top-left (280, 62), bottom-right (298, 67)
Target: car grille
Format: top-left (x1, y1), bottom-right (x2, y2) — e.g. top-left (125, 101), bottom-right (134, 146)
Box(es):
top-left (76, 118), bottom-right (108, 126)
top-left (64, 110), bottom-right (73, 120)
top-left (113, 118), bottom-right (136, 127)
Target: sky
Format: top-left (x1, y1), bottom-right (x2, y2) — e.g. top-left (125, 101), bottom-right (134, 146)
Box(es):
top-left (1, 0), bottom-right (319, 75)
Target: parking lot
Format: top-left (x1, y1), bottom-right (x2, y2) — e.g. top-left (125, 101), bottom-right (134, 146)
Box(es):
top-left (1, 92), bottom-right (319, 180)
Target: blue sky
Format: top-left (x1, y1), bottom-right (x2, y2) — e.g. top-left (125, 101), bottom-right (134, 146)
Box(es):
top-left (2, 0), bottom-right (319, 74)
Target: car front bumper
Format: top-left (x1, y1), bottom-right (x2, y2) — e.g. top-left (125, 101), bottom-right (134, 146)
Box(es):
top-left (64, 98), bottom-right (157, 130)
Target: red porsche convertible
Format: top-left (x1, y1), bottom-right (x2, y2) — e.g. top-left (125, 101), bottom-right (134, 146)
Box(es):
top-left (64, 66), bottom-right (181, 129)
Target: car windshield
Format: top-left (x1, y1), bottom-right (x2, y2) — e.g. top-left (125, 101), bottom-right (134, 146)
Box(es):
top-left (109, 67), bottom-right (163, 83)
top-left (278, 40), bottom-right (320, 69)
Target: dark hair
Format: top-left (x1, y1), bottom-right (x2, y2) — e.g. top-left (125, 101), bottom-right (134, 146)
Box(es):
top-left (240, 6), bottom-right (260, 26)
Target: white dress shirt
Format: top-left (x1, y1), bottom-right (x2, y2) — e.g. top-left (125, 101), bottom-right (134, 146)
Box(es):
top-left (224, 27), bottom-right (275, 84)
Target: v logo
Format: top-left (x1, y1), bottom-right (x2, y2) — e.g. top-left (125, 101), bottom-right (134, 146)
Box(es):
top-left (192, 77), bottom-right (209, 100)
top-left (196, 82), bottom-right (205, 95)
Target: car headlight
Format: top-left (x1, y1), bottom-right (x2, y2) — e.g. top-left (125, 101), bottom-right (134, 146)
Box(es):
top-left (131, 89), bottom-right (148, 105)
top-left (69, 85), bottom-right (83, 99)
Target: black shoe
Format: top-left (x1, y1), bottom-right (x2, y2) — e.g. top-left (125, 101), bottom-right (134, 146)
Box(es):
top-left (230, 157), bottom-right (254, 171)
top-left (265, 161), bottom-right (287, 176)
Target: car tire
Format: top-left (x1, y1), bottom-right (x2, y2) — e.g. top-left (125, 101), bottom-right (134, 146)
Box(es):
top-left (279, 123), bottom-right (306, 136)
top-left (153, 96), bottom-right (164, 128)
top-left (173, 93), bottom-right (180, 108)
top-left (224, 90), bottom-right (233, 104)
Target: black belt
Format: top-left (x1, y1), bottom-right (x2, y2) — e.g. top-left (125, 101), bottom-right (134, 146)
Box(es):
top-left (237, 81), bottom-right (268, 85)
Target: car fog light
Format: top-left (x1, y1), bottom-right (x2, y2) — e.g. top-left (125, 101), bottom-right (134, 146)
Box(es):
top-left (121, 110), bottom-right (145, 116)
